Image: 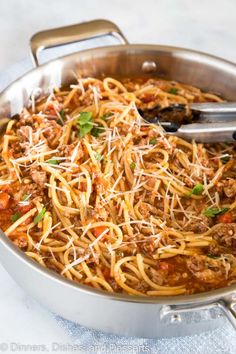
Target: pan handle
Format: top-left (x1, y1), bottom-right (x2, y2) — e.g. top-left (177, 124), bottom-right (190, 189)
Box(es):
top-left (30, 19), bottom-right (129, 67)
top-left (160, 299), bottom-right (236, 329)
top-left (222, 299), bottom-right (236, 328)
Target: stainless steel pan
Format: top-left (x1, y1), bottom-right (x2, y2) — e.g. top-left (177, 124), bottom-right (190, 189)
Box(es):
top-left (0, 19), bottom-right (236, 338)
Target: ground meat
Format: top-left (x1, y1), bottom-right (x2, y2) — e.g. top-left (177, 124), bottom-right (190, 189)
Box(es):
top-left (137, 202), bottom-right (155, 218)
top-left (186, 255), bottom-right (225, 283)
top-left (16, 111), bottom-right (34, 126)
top-left (13, 235), bottom-right (28, 249)
top-left (137, 240), bottom-right (156, 257)
top-left (149, 267), bottom-right (167, 285)
top-left (8, 142), bottom-right (22, 155)
top-left (42, 120), bottom-right (62, 146)
top-left (184, 216), bottom-right (212, 233)
top-left (80, 91), bottom-right (97, 107)
top-left (94, 206), bottom-right (108, 221)
top-left (18, 126), bottom-right (33, 141)
top-left (212, 223), bottom-right (236, 251)
top-left (57, 141), bottom-right (84, 160)
top-left (21, 182), bottom-right (45, 201)
top-left (134, 279), bottom-right (150, 292)
top-left (207, 242), bottom-right (228, 256)
top-left (30, 167), bottom-right (47, 188)
top-left (223, 179), bottom-right (236, 198)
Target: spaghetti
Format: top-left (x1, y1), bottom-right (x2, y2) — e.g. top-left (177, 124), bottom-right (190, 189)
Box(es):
top-left (0, 76), bottom-right (236, 296)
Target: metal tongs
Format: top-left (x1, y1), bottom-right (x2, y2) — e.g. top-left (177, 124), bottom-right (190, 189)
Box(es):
top-left (140, 102), bottom-right (236, 143)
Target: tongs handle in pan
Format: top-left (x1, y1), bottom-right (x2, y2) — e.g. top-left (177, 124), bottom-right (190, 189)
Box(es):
top-left (191, 102), bottom-right (236, 116)
top-left (176, 121), bottom-right (236, 143)
top-left (191, 102), bottom-right (236, 122)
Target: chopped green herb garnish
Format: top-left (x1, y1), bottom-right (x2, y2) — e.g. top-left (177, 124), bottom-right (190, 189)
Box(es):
top-left (57, 108), bottom-right (66, 125)
top-left (22, 194), bottom-right (30, 202)
top-left (220, 155), bottom-right (231, 164)
top-left (100, 112), bottom-right (113, 120)
top-left (168, 87), bottom-right (178, 95)
top-left (203, 207), bottom-right (229, 218)
top-left (59, 108), bottom-right (65, 119)
top-left (91, 126), bottom-right (104, 137)
top-left (11, 212), bottom-right (22, 222)
top-left (79, 123), bottom-right (93, 138)
top-left (150, 138), bottom-right (157, 145)
top-left (130, 162), bottom-right (136, 171)
top-left (34, 207), bottom-right (46, 224)
top-left (77, 112), bottom-right (93, 138)
top-left (46, 159), bottom-right (59, 165)
top-left (189, 183), bottom-right (204, 196)
top-left (79, 112), bottom-right (93, 125)
top-left (94, 152), bottom-right (103, 161)
top-left (207, 254), bottom-right (220, 259)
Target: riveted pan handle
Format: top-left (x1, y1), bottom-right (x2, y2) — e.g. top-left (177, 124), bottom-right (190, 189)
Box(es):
top-left (222, 299), bottom-right (236, 328)
top-left (160, 299), bottom-right (236, 329)
top-left (30, 19), bottom-right (129, 67)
